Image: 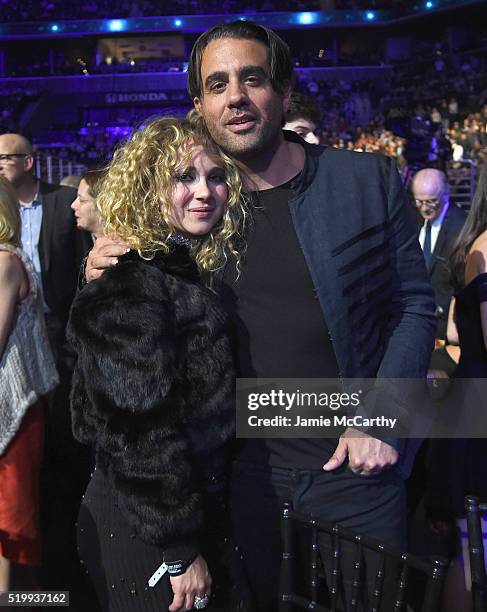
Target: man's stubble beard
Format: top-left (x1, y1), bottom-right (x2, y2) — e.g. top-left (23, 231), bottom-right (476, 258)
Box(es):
top-left (205, 118), bottom-right (282, 162)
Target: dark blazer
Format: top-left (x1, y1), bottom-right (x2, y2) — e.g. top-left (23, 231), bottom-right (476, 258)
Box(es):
top-left (427, 204), bottom-right (467, 338)
top-left (68, 247), bottom-right (235, 563)
top-left (282, 131), bottom-right (437, 476)
top-left (38, 180), bottom-right (92, 335)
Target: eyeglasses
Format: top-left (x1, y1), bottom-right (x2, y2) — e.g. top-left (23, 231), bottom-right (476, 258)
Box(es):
top-left (414, 197), bottom-right (442, 209)
top-left (0, 154), bottom-right (30, 164)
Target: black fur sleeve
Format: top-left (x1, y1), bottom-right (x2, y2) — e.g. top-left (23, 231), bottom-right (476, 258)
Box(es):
top-left (68, 260), bottom-right (202, 562)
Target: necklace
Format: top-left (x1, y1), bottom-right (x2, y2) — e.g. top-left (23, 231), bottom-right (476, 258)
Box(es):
top-left (169, 233), bottom-right (192, 248)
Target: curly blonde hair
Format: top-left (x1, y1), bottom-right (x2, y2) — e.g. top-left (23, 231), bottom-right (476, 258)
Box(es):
top-left (97, 114), bottom-right (248, 275)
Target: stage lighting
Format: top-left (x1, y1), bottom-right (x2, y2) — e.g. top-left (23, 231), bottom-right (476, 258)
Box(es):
top-left (108, 19), bottom-right (127, 32)
top-left (365, 11), bottom-right (375, 20)
top-left (425, 1), bottom-right (433, 7)
top-left (297, 12), bottom-right (316, 25)
top-left (174, 19), bottom-right (182, 27)
top-left (51, 24), bottom-right (59, 32)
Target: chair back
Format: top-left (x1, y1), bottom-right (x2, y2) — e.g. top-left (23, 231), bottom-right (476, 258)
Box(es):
top-left (465, 495), bottom-right (487, 612)
top-left (279, 502), bottom-right (447, 612)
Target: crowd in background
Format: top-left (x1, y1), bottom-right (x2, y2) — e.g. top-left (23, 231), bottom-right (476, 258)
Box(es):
top-left (3, 89), bottom-right (487, 176)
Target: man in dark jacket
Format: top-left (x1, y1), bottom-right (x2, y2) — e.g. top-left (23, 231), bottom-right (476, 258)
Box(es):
top-left (412, 167), bottom-right (467, 340)
top-left (86, 22), bottom-right (436, 611)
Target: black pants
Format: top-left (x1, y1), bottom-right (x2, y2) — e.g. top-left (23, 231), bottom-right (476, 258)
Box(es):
top-left (230, 460), bottom-right (406, 611)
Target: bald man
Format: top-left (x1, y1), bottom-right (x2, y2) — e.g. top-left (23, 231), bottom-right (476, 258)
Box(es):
top-left (0, 133), bottom-right (91, 592)
top-left (412, 168), bottom-right (467, 341)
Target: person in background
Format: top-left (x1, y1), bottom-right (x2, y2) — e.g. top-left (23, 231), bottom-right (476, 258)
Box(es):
top-left (60, 175), bottom-right (82, 189)
top-left (0, 176), bottom-right (58, 594)
top-left (424, 166), bottom-right (487, 612)
top-left (412, 168), bottom-right (467, 376)
top-left (71, 169), bottom-right (106, 240)
top-left (0, 134), bottom-right (90, 349)
top-left (283, 92), bottom-right (321, 144)
top-left (0, 132), bottom-right (92, 595)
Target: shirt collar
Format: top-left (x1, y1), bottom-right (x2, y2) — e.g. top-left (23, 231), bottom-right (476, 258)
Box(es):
top-left (427, 201), bottom-right (449, 228)
top-left (21, 181), bottom-right (42, 208)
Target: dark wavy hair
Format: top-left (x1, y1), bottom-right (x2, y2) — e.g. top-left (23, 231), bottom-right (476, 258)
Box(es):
top-left (187, 21), bottom-right (294, 99)
top-left (81, 168), bottom-right (108, 200)
top-left (284, 92), bottom-right (321, 126)
top-left (450, 165), bottom-right (487, 290)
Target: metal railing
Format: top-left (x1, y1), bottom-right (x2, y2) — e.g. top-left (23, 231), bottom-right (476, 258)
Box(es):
top-left (34, 152), bottom-right (86, 184)
top-left (446, 159), bottom-right (475, 210)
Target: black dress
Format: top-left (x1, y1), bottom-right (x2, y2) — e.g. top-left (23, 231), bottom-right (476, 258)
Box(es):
top-left (425, 273), bottom-right (487, 517)
top-left (455, 272), bottom-right (487, 377)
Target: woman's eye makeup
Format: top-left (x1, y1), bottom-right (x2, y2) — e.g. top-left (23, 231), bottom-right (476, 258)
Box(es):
top-left (209, 172), bottom-right (225, 183)
top-left (174, 169), bottom-right (226, 184)
top-left (174, 169), bottom-right (195, 182)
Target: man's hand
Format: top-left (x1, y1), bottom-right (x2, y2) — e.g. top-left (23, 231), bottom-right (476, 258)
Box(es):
top-left (85, 235), bottom-right (129, 282)
top-left (322, 428), bottom-right (398, 476)
top-left (169, 555), bottom-right (212, 612)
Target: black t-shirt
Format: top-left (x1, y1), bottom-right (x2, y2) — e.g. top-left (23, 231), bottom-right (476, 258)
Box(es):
top-left (221, 177), bottom-right (340, 469)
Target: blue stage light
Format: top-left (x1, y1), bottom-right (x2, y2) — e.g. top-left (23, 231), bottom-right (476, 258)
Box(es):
top-left (107, 19), bottom-right (127, 32)
top-left (365, 11), bottom-right (375, 20)
top-left (174, 19), bottom-right (182, 27)
top-left (297, 12), bottom-right (316, 25)
top-left (51, 24), bottom-right (59, 32)
top-left (425, 0), bottom-right (433, 7)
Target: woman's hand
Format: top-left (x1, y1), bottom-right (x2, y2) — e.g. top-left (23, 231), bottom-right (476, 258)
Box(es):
top-left (85, 235), bottom-right (129, 282)
top-left (169, 555), bottom-right (212, 611)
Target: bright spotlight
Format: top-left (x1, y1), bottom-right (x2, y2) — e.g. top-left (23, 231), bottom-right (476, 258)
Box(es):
top-left (297, 12), bottom-right (316, 25)
top-left (107, 19), bottom-right (127, 32)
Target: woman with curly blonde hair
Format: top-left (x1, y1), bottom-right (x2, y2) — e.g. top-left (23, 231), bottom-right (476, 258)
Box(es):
top-left (68, 116), bottom-right (251, 612)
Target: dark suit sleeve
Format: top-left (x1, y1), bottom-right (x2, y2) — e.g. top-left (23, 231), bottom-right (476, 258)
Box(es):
top-left (378, 157), bottom-right (437, 378)
top-left (68, 262), bottom-right (201, 563)
top-left (358, 158), bottom-right (436, 457)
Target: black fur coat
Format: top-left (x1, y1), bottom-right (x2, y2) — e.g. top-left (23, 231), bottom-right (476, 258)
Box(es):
top-left (68, 246), bottom-right (235, 564)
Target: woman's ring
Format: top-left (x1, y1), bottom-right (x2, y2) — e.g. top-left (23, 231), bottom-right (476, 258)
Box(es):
top-left (193, 594), bottom-right (209, 609)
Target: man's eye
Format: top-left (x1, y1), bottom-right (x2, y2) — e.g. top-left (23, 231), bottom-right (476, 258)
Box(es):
top-left (245, 76), bottom-right (261, 86)
top-left (210, 82), bottom-right (226, 92)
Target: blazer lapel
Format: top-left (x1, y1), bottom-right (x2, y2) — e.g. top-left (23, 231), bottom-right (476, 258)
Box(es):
top-left (430, 211), bottom-right (450, 274)
top-left (39, 182), bottom-right (55, 274)
top-left (288, 185), bottom-right (358, 378)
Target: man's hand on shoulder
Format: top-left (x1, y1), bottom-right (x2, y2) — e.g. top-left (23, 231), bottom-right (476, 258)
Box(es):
top-left (85, 235), bottom-right (130, 282)
top-left (322, 428), bottom-right (398, 476)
